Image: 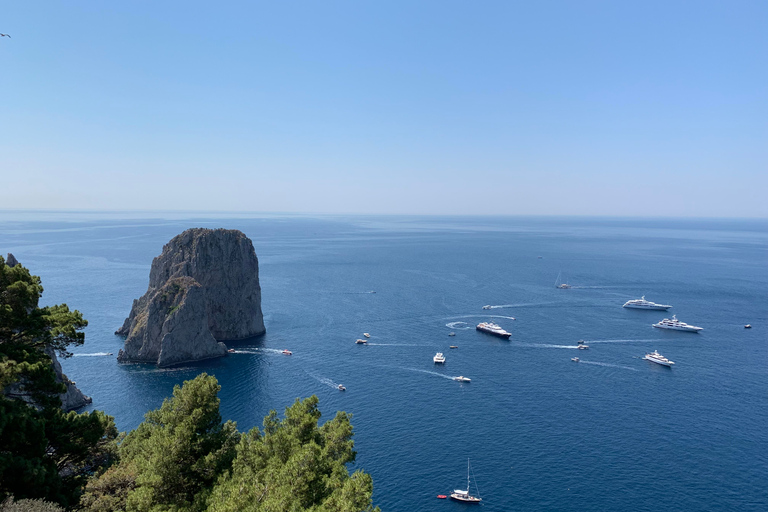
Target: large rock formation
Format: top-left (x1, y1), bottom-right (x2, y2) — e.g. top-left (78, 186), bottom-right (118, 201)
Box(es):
top-left (117, 228), bottom-right (264, 367)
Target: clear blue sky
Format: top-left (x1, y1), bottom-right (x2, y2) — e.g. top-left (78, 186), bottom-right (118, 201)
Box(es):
top-left (1, 1), bottom-right (766, 216)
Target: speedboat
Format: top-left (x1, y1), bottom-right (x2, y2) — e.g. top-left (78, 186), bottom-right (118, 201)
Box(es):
top-left (653, 315), bottom-right (703, 332)
top-left (355, 339), bottom-right (367, 344)
top-left (623, 296), bottom-right (672, 310)
top-left (571, 357), bottom-right (580, 362)
top-left (449, 345), bottom-right (458, 349)
top-left (433, 352), bottom-right (446, 364)
top-left (282, 349), bottom-right (292, 355)
top-left (363, 333), bottom-right (370, 338)
top-left (643, 350), bottom-right (675, 367)
top-left (745, 324), bottom-right (752, 329)
top-left (476, 322), bottom-right (511, 339)
top-left (577, 344), bottom-right (589, 350)
top-left (453, 376), bottom-right (471, 382)
top-left (482, 305), bottom-right (492, 310)
top-left (227, 348), bottom-right (235, 353)
top-left (338, 384), bottom-right (346, 391)
top-left (448, 332), bottom-right (456, 336)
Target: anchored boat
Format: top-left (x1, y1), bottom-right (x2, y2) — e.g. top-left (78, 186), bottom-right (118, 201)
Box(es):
top-left (449, 459), bottom-right (482, 503)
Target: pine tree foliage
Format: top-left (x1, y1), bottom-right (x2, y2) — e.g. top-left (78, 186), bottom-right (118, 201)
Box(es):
top-left (81, 377), bottom-right (378, 512)
top-left (0, 257), bottom-right (117, 506)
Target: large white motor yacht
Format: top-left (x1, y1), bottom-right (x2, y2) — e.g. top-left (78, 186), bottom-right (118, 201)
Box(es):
top-left (433, 352), bottom-right (446, 364)
top-left (476, 322), bottom-right (511, 339)
top-left (643, 350), bottom-right (675, 367)
top-left (623, 296), bottom-right (672, 310)
top-left (653, 315), bottom-right (703, 332)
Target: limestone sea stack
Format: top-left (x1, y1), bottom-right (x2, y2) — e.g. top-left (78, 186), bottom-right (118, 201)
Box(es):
top-left (116, 228), bottom-right (265, 367)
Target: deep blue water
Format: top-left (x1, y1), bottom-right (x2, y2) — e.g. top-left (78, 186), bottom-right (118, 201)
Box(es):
top-left (1, 212), bottom-right (767, 511)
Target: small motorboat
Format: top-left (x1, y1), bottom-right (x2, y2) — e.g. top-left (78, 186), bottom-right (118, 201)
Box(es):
top-left (355, 339), bottom-right (367, 344)
top-left (282, 349), bottom-right (292, 355)
top-left (577, 344), bottom-right (589, 350)
top-left (482, 305), bottom-right (492, 310)
top-left (448, 332), bottom-right (456, 336)
top-left (436, 495), bottom-right (447, 499)
top-left (449, 345), bottom-right (458, 349)
top-left (338, 384), bottom-right (346, 391)
top-left (363, 332), bottom-right (371, 338)
top-left (745, 324), bottom-right (752, 329)
top-left (227, 348), bottom-right (235, 353)
top-left (571, 357), bottom-right (580, 362)
top-left (453, 376), bottom-right (471, 382)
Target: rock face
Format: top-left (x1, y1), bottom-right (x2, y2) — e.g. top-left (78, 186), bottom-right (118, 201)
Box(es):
top-left (6, 253), bottom-right (19, 267)
top-left (3, 348), bottom-right (92, 412)
top-left (47, 347), bottom-right (93, 411)
top-left (117, 228), bottom-right (264, 366)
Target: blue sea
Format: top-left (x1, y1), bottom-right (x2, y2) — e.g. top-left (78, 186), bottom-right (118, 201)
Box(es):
top-left (1, 212), bottom-right (767, 511)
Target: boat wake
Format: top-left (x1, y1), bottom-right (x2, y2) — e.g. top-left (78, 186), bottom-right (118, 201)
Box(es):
top-left (229, 348), bottom-right (286, 355)
top-left (399, 367), bottom-right (456, 381)
top-left (73, 352), bottom-right (113, 357)
top-left (448, 315), bottom-right (516, 322)
top-left (446, 321), bottom-right (472, 329)
top-left (306, 372), bottom-right (343, 389)
top-left (578, 361), bottom-right (639, 371)
top-left (584, 339), bottom-right (659, 344)
top-left (365, 342), bottom-right (429, 347)
top-left (517, 343), bottom-right (578, 349)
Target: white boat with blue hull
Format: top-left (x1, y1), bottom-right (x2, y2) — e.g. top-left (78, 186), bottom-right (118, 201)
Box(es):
top-left (623, 296), bottom-right (672, 310)
top-left (476, 322), bottom-right (511, 339)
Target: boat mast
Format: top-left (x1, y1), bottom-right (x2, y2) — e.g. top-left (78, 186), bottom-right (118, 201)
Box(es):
top-left (467, 458), bottom-right (471, 492)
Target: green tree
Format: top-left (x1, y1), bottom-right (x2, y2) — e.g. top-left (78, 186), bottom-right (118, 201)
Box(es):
top-left (207, 396), bottom-right (379, 512)
top-left (81, 373), bottom-right (240, 512)
top-left (0, 256), bottom-right (117, 506)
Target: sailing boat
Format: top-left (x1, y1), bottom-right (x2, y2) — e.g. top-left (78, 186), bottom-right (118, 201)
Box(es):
top-left (555, 271), bottom-right (571, 289)
top-left (450, 459), bottom-right (482, 503)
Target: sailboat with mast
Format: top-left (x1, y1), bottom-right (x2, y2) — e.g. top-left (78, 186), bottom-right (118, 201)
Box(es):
top-left (450, 459), bottom-right (482, 503)
top-left (555, 271), bottom-right (571, 289)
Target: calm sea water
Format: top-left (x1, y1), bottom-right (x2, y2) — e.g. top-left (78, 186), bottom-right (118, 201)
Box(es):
top-left (1, 212), bottom-right (766, 511)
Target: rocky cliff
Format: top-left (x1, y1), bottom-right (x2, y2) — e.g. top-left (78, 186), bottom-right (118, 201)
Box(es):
top-left (116, 228), bottom-right (264, 366)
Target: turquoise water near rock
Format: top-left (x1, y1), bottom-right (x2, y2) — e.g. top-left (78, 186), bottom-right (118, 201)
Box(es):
top-left (2, 213), bottom-right (766, 511)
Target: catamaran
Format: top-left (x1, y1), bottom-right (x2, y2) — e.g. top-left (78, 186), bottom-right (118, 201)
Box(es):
top-left (450, 459), bottom-right (482, 503)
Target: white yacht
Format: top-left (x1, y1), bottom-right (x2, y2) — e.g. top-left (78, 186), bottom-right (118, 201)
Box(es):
top-left (571, 357), bottom-right (580, 362)
top-left (476, 322), bottom-right (511, 339)
top-left (623, 296), bottom-right (672, 310)
top-left (363, 332), bottom-right (371, 338)
top-left (653, 315), bottom-right (703, 332)
top-left (643, 350), bottom-right (675, 367)
top-left (453, 376), bottom-right (471, 382)
top-left (433, 352), bottom-right (446, 364)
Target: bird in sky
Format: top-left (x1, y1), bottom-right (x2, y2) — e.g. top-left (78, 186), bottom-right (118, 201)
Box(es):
top-left (0, 33), bottom-right (10, 38)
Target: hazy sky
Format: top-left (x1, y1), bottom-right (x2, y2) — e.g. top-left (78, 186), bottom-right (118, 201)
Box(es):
top-left (1, 1), bottom-right (766, 216)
